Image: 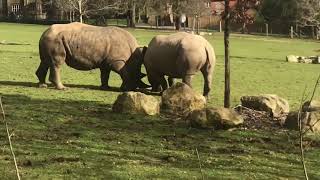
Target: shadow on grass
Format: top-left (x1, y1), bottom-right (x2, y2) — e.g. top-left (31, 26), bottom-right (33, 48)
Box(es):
top-left (0, 80), bottom-right (122, 92)
top-left (0, 94), bottom-right (318, 179)
top-left (0, 80), bottom-right (162, 96)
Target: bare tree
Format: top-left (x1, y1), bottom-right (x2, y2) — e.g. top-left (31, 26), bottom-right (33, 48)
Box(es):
top-left (53, 0), bottom-right (124, 23)
top-left (296, 0), bottom-right (320, 39)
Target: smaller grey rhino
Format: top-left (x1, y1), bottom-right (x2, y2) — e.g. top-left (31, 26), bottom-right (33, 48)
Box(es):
top-left (143, 32), bottom-right (216, 98)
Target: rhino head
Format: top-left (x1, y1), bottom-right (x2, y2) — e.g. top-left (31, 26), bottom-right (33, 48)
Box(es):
top-left (120, 47), bottom-right (150, 91)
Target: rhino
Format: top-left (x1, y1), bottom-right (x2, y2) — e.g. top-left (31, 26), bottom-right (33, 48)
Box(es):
top-left (143, 32), bottom-right (216, 98)
top-left (36, 22), bottom-right (147, 91)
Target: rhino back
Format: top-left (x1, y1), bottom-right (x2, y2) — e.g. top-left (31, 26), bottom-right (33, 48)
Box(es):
top-left (144, 32), bottom-right (208, 77)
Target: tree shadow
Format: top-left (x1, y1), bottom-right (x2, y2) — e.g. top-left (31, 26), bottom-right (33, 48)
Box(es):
top-left (1, 94), bottom-right (319, 179)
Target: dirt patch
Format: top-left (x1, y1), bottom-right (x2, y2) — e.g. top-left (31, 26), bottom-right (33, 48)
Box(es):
top-left (235, 106), bottom-right (285, 131)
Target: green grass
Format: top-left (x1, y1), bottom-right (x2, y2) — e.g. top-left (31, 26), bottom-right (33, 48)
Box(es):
top-left (0, 22), bottom-right (320, 179)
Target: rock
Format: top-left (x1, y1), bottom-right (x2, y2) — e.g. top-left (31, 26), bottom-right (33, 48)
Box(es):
top-left (240, 94), bottom-right (289, 118)
top-left (301, 58), bottom-right (313, 64)
top-left (286, 55), bottom-right (299, 63)
top-left (112, 92), bottom-right (160, 115)
top-left (284, 111), bottom-right (320, 133)
top-left (302, 100), bottom-right (320, 112)
top-left (187, 107), bottom-right (244, 129)
top-left (161, 82), bottom-right (206, 115)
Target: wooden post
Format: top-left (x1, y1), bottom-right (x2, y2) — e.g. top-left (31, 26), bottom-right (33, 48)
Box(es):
top-left (290, 26), bottom-right (294, 39)
top-left (224, 0), bottom-right (230, 108)
top-left (265, 23), bottom-right (268, 36)
top-left (156, 16), bottom-right (158, 29)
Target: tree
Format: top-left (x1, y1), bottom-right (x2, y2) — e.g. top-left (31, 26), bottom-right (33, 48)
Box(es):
top-left (259, 0), bottom-right (297, 24)
top-left (231, 0), bottom-right (261, 33)
top-left (296, 0), bottom-right (320, 39)
top-left (52, 0), bottom-right (124, 23)
top-left (147, 0), bottom-right (211, 31)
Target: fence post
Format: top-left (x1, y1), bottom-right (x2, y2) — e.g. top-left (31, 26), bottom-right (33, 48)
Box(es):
top-left (290, 26), bottom-right (294, 39)
top-left (265, 23), bottom-right (268, 36)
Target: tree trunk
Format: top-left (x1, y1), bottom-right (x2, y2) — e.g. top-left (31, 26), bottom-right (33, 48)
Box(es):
top-left (224, 0), bottom-right (231, 108)
top-left (137, 8), bottom-right (141, 23)
top-left (196, 16), bottom-right (200, 35)
top-left (128, 0), bottom-right (136, 27)
top-left (241, 22), bottom-right (246, 34)
top-left (175, 16), bottom-right (181, 30)
top-left (192, 16), bottom-right (196, 33)
top-left (78, 0), bottom-right (83, 23)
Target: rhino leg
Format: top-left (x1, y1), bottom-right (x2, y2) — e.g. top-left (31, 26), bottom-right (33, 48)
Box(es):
top-left (36, 61), bottom-right (49, 88)
top-left (100, 67), bottom-right (111, 90)
top-left (159, 76), bottom-right (168, 91)
top-left (146, 71), bottom-right (161, 92)
top-left (201, 64), bottom-right (213, 99)
top-left (49, 65), bottom-right (67, 90)
top-left (168, 77), bottom-right (175, 87)
top-left (182, 74), bottom-right (193, 88)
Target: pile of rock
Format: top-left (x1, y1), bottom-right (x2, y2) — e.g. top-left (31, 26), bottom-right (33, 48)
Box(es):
top-left (113, 82), bottom-right (243, 130)
top-left (286, 55), bottom-right (320, 64)
top-left (112, 83), bottom-right (320, 133)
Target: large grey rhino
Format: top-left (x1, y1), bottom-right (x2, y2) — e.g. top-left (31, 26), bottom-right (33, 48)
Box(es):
top-left (143, 32), bottom-right (216, 98)
top-left (36, 22), bottom-right (147, 91)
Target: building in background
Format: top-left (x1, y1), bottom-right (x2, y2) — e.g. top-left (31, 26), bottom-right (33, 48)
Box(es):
top-left (0, 0), bottom-right (45, 20)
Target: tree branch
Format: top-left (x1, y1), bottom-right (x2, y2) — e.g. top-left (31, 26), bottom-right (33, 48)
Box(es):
top-left (0, 97), bottom-right (21, 180)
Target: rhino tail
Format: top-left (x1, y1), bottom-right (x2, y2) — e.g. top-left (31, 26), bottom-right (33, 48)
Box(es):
top-left (204, 42), bottom-right (216, 69)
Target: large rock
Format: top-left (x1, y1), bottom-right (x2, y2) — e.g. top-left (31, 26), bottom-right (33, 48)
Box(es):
top-left (284, 111), bottom-right (320, 133)
top-left (187, 107), bottom-right (244, 129)
top-left (286, 55), bottom-right (299, 63)
top-left (286, 55), bottom-right (320, 64)
top-left (112, 92), bottom-right (160, 115)
top-left (302, 100), bottom-right (320, 112)
top-left (161, 82), bottom-right (206, 115)
top-left (240, 94), bottom-right (289, 118)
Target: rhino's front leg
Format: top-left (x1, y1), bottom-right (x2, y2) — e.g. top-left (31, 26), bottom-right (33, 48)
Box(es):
top-left (160, 76), bottom-right (168, 91)
top-left (100, 67), bottom-right (111, 90)
top-left (49, 66), bottom-right (67, 90)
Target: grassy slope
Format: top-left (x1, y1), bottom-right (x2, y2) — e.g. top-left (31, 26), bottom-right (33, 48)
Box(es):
top-left (0, 23), bottom-right (319, 179)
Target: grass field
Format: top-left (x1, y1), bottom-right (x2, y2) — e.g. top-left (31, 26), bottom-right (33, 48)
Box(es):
top-left (0, 22), bottom-right (319, 179)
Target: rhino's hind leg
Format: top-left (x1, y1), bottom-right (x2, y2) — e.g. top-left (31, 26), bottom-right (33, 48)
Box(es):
top-left (49, 65), bottom-right (67, 90)
top-left (36, 61), bottom-right (49, 88)
top-left (201, 65), bottom-right (213, 99)
top-left (100, 67), bottom-right (111, 90)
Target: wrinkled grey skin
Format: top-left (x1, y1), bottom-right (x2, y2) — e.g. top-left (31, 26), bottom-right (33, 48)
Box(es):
top-left (36, 22), bottom-right (147, 91)
top-left (143, 32), bottom-right (216, 98)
